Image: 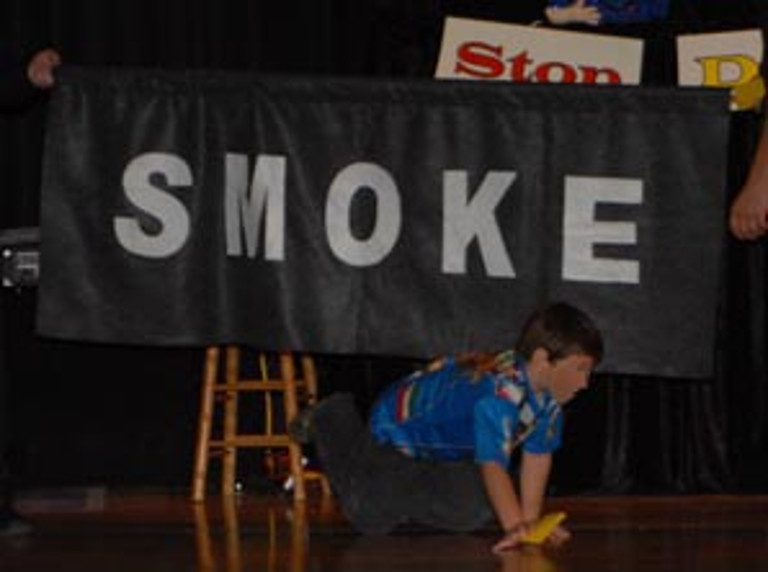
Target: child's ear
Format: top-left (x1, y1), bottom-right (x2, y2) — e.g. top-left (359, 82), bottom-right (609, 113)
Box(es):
top-left (530, 347), bottom-right (551, 367)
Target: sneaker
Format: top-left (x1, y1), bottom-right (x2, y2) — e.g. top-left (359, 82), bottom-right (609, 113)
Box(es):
top-left (288, 404), bottom-right (317, 444)
top-left (288, 393), bottom-right (356, 444)
top-left (0, 510), bottom-right (33, 537)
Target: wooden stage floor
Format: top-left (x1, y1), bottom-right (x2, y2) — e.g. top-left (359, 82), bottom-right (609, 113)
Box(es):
top-left (2, 489), bottom-right (767, 571)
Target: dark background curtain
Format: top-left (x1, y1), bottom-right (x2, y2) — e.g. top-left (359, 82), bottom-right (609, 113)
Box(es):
top-left (0, 0), bottom-right (766, 494)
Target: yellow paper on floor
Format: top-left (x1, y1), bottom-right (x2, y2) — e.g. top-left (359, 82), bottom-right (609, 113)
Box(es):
top-left (522, 512), bottom-right (567, 544)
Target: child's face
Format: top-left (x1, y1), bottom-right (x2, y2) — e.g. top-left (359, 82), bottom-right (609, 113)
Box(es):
top-left (541, 352), bottom-right (595, 405)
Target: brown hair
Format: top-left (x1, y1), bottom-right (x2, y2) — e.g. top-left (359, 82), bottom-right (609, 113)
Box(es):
top-left (515, 301), bottom-right (603, 363)
top-left (455, 302), bottom-right (603, 376)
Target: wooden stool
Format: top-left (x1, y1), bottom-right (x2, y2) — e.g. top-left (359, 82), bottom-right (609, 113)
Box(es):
top-left (191, 346), bottom-right (329, 502)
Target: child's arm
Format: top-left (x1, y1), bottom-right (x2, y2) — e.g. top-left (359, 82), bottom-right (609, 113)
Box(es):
top-left (730, 118), bottom-right (768, 240)
top-left (520, 451), bottom-right (571, 545)
top-left (519, 451), bottom-right (551, 521)
top-left (480, 461), bottom-right (531, 552)
top-left (480, 461), bottom-right (524, 531)
top-left (486, 452), bottom-right (568, 552)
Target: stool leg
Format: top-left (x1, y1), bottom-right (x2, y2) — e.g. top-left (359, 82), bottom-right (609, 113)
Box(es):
top-left (281, 352), bottom-right (306, 502)
top-left (299, 355), bottom-right (333, 498)
top-left (300, 355), bottom-right (318, 405)
top-left (193, 502), bottom-right (214, 570)
top-left (191, 346), bottom-right (220, 502)
top-left (222, 495), bottom-right (242, 570)
top-left (222, 346), bottom-right (240, 496)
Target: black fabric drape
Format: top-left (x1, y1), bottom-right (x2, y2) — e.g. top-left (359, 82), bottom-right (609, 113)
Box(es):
top-left (37, 70), bottom-right (729, 379)
top-left (0, 1), bottom-right (766, 493)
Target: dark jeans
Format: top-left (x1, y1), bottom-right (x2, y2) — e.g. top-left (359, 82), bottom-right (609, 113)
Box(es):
top-left (307, 393), bottom-right (493, 535)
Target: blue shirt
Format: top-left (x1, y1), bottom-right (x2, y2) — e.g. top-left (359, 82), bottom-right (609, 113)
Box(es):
top-left (548, 0), bottom-right (670, 24)
top-left (369, 353), bottom-right (563, 467)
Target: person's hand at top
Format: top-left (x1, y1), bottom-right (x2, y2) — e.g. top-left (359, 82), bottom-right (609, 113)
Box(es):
top-left (545, 0), bottom-right (602, 26)
top-left (730, 184), bottom-right (768, 240)
top-left (26, 48), bottom-right (61, 89)
top-left (730, 126), bottom-right (768, 241)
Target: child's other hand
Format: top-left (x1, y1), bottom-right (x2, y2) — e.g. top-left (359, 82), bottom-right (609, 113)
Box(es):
top-left (546, 524), bottom-right (571, 546)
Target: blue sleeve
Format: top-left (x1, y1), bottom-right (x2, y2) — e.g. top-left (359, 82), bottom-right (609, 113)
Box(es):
top-left (547, 0), bottom-right (571, 7)
top-left (600, 0), bottom-right (670, 24)
top-left (473, 396), bottom-right (517, 467)
top-left (522, 409), bottom-right (563, 454)
top-left (548, 0), bottom-right (602, 10)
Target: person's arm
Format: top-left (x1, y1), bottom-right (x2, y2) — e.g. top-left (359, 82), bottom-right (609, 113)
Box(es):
top-left (521, 450), bottom-right (571, 545)
top-left (474, 398), bottom-right (529, 548)
top-left (484, 452), bottom-right (560, 552)
top-left (474, 398), bottom-right (559, 551)
top-left (519, 451), bottom-right (551, 521)
top-left (481, 461), bottom-right (524, 531)
top-left (729, 119), bottom-right (768, 240)
top-left (480, 461), bottom-right (531, 552)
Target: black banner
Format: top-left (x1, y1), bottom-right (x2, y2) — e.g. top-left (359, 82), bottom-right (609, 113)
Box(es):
top-left (38, 68), bottom-right (730, 378)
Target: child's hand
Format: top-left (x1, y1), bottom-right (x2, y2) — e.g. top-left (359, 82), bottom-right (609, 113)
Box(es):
top-left (546, 524), bottom-right (572, 546)
top-left (545, 0), bottom-right (602, 26)
top-left (492, 520), bottom-right (571, 552)
top-left (492, 521), bottom-right (532, 553)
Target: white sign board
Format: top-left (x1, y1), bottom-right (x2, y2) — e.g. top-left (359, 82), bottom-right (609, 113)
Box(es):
top-left (677, 29), bottom-right (763, 87)
top-left (677, 29), bottom-right (764, 111)
top-left (435, 17), bottom-right (645, 85)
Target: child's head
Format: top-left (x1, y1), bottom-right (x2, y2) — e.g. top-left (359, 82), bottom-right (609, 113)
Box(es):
top-left (515, 301), bottom-right (603, 364)
top-left (515, 302), bottom-right (603, 403)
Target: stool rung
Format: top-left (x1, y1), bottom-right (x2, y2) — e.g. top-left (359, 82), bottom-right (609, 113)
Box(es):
top-left (209, 435), bottom-right (292, 448)
top-left (192, 347), bottom-right (326, 503)
top-left (212, 380), bottom-right (308, 392)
